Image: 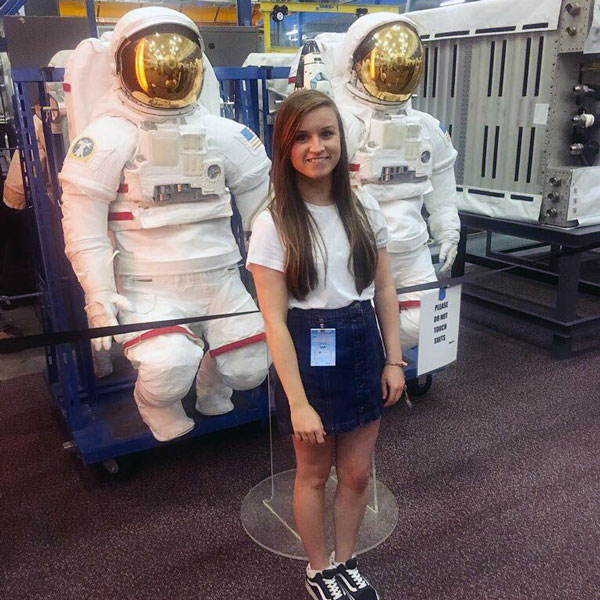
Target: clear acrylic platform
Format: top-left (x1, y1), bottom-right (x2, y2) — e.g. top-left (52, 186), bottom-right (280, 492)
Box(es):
top-left (241, 463), bottom-right (399, 560)
top-left (241, 358), bottom-right (399, 560)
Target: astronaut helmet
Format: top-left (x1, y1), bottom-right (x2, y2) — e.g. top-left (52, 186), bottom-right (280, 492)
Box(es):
top-left (343, 13), bottom-right (424, 107)
top-left (109, 7), bottom-right (205, 111)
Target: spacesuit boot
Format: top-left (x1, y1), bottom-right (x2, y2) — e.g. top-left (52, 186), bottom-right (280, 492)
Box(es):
top-left (135, 392), bottom-right (195, 442)
top-left (127, 331), bottom-right (202, 441)
top-left (135, 390), bottom-right (195, 442)
top-left (195, 353), bottom-right (234, 416)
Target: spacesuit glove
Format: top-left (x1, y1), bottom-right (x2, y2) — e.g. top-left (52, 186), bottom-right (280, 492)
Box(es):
top-left (85, 292), bottom-right (134, 352)
top-left (438, 242), bottom-right (458, 274)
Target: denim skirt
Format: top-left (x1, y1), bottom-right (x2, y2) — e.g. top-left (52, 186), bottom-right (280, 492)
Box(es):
top-left (273, 300), bottom-right (385, 436)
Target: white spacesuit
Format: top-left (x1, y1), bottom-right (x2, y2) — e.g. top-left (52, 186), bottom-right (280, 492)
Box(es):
top-left (59, 7), bottom-right (270, 442)
top-left (294, 14), bottom-right (461, 349)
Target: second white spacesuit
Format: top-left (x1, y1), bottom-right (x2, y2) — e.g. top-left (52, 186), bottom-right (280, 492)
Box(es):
top-left (294, 14), bottom-right (461, 349)
top-left (59, 7), bottom-right (270, 441)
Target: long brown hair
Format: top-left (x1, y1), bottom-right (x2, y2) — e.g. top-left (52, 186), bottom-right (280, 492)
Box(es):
top-left (270, 89), bottom-right (378, 300)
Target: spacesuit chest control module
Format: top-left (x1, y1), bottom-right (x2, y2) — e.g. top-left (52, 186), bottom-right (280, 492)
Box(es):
top-left (60, 7), bottom-right (270, 442)
top-left (351, 114), bottom-right (434, 187)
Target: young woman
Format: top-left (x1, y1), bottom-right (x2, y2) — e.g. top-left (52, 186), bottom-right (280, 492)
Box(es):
top-left (247, 89), bottom-right (405, 600)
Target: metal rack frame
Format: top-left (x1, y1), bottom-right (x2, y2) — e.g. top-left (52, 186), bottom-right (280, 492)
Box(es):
top-left (453, 211), bottom-right (600, 358)
top-left (10, 66), bottom-right (278, 466)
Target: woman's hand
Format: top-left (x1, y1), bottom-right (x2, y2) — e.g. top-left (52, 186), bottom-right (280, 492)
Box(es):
top-left (381, 365), bottom-right (406, 408)
top-left (291, 403), bottom-right (327, 444)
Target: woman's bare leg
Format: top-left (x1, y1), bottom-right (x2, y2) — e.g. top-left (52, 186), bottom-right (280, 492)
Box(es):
top-left (293, 435), bottom-right (336, 570)
top-left (333, 419), bottom-right (381, 562)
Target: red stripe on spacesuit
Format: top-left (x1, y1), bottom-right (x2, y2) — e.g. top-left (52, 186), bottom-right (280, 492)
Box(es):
top-left (399, 301), bottom-right (421, 310)
top-left (122, 325), bottom-right (201, 352)
top-left (117, 183), bottom-right (129, 193)
top-left (210, 332), bottom-right (266, 358)
top-left (63, 83), bottom-right (71, 92)
top-left (108, 212), bottom-right (134, 221)
top-left (349, 164), bottom-right (360, 172)
top-left (288, 76), bottom-right (296, 84)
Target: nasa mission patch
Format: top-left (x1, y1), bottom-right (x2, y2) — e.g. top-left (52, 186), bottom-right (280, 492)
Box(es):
top-left (69, 137), bottom-right (96, 162)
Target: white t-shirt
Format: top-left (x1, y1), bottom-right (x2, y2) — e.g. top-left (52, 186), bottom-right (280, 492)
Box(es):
top-left (246, 190), bottom-right (390, 309)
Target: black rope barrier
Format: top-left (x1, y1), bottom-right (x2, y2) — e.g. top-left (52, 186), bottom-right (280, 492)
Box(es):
top-left (1, 242), bottom-right (597, 354)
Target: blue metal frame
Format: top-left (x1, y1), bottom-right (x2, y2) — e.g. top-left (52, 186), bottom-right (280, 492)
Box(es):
top-left (12, 68), bottom-right (90, 428)
top-left (215, 65), bottom-right (290, 157)
top-left (84, 0), bottom-right (98, 38)
top-left (0, 0), bottom-right (28, 17)
top-left (10, 66), bottom-right (290, 465)
top-left (236, 0), bottom-right (253, 27)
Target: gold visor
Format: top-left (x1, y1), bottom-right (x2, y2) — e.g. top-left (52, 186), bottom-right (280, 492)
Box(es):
top-left (118, 26), bottom-right (204, 109)
top-left (352, 21), bottom-right (424, 103)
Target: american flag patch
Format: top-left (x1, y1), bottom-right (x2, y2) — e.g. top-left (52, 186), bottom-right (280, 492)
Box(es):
top-left (439, 122), bottom-right (452, 145)
top-left (240, 127), bottom-right (262, 151)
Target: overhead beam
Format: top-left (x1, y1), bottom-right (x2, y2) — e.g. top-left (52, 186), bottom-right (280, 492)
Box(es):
top-left (58, 1), bottom-right (262, 24)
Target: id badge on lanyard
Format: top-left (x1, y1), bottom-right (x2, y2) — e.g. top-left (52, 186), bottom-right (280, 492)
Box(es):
top-left (310, 327), bottom-right (336, 367)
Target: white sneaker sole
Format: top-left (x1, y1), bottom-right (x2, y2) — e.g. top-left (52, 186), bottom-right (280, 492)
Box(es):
top-left (305, 580), bottom-right (322, 600)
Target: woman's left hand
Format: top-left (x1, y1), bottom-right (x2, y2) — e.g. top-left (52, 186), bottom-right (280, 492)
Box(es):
top-left (381, 365), bottom-right (406, 407)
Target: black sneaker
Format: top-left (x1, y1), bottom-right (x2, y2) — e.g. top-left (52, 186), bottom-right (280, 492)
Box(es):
top-left (306, 567), bottom-right (348, 600)
top-left (335, 557), bottom-right (380, 600)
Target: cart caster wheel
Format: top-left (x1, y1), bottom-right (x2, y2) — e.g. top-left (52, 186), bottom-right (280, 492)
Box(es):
top-left (62, 440), bottom-right (77, 453)
top-left (406, 374), bottom-right (432, 403)
top-left (102, 459), bottom-right (119, 475)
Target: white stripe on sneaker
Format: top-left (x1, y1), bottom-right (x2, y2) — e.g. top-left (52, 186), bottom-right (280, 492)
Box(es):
top-left (306, 579), bottom-right (328, 600)
top-left (306, 574), bottom-right (346, 600)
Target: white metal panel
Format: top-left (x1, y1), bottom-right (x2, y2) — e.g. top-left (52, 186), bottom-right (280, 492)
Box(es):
top-left (407, 0), bottom-right (561, 40)
top-left (413, 39), bottom-right (471, 184)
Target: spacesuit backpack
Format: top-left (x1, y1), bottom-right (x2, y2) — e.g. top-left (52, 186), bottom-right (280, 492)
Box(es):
top-left (63, 36), bottom-right (113, 143)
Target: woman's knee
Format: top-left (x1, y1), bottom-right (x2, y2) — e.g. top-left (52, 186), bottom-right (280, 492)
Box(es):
top-left (337, 467), bottom-right (370, 494)
top-left (295, 467), bottom-right (331, 491)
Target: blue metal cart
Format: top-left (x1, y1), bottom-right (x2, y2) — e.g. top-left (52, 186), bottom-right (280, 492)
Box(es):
top-left (11, 65), bottom-right (424, 471)
top-left (10, 66), bottom-right (274, 470)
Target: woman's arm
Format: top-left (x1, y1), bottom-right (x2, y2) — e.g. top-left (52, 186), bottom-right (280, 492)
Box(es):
top-left (373, 248), bottom-right (405, 407)
top-left (251, 264), bottom-right (327, 444)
